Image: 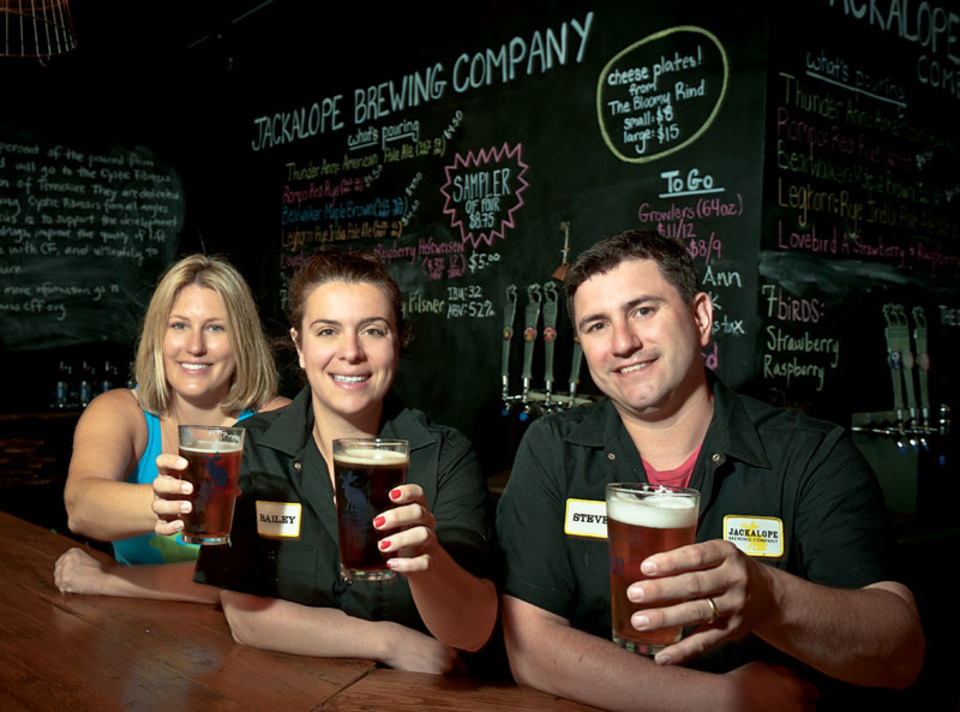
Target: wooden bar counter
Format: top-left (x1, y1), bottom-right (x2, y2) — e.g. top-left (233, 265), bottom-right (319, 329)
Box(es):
top-left (0, 511), bottom-right (597, 711)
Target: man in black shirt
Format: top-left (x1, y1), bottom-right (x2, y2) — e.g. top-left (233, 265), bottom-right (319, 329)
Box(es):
top-left (497, 230), bottom-right (924, 711)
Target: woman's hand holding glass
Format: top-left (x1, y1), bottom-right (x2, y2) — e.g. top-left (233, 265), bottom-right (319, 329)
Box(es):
top-left (150, 453), bottom-right (193, 536)
top-left (373, 484), bottom-right (438, 573)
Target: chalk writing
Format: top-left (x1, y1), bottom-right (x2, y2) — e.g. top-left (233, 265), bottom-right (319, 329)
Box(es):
top-left (467, 250), bottom-right (502, 274)
top-left (423, 252), bottom-right (467, 281)
top-left (251, 13), bottom-right (594, 151)
top-left (761, 285), bottom-right (824, 324)
top-left (824, 1), bottom-right (960, 99)
top-left (0, 137), bottom-right (180, 348)
top-left (687, 232), bottom-right (723, 264)
top-left (402, 282), bottom-right (499, 321)
top-left (282, 177), bottom-right (365, 208)
top-left (445, 284), bottom-right (496, 319)
top-left (404, 291), bottom-right (446, 317)
top-left (439, 143), bottom-right (529, 248)
top-left (713, 313), bottom-right (746, 336)
top-left (251, 96), bottom-right (345, 151)
top-left (443, 110), bottom-right (464, 140)
top-left (597, 26), bottom-right (729, 163)
top-left (381, 119), bottom-right (420, 150)
top-left (659, 167), bottom-right (724, 198)
top-left (763, 324), bottom-right (841, 392)
top-left (702, 265), bottom-right (742, 288)
top-left (450, 13), bottom-right (593, 94)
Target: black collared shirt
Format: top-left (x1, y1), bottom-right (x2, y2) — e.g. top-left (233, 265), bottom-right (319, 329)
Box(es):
top-left (195, 386), bottom-right (494, 634)
top-left (496, 377), bottom-right (893, 673)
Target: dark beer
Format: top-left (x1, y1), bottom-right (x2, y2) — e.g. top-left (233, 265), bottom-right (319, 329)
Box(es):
top-left (607, 486), bottom-right (699, 655)
top-left (178, 441), bottom-right (243, 545)
top-left (334, 445), bottom-right (408, 581)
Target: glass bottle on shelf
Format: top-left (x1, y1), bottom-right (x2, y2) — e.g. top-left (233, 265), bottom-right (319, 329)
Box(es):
top-left (79, 361), bottom-right (96, 408)
top-left (101, 361), bottom-right (118, 394)
top-left (53, 360), bottom-right (72, 409)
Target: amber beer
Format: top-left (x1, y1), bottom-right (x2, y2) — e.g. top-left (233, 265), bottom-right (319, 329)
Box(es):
top-left (606, 483), bottom-right (699, 655)
top-left (333, 438), bottom-right (409, 581)
top-left (177, 426), bottom-right (245, 546)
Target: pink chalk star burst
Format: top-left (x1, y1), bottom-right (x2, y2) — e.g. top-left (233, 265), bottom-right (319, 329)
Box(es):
top-left (439, 142), bottom-right (529, 248)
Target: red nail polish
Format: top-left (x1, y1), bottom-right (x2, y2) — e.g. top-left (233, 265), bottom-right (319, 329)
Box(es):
top-left (379, 539), bottom-right (391, 551)
top-left (372, 515), bottom-right (385, 528)
top-left (389, 489), bottom-right (401, 500)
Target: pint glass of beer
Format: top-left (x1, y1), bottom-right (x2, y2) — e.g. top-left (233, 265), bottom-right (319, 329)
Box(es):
top-left (606, 483), bottom-right (700, 655)
top-left (333, 438), bottom-right (409, 581)
top-left (177, 425), bottom-right (245, 545)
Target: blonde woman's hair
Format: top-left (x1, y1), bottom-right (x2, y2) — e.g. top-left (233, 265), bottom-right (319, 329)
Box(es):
top-left (135, 254), bottom-right (278, 416)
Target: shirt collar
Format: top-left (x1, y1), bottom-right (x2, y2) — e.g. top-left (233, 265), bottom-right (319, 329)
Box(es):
top-left (701, 374), bottom-right (772, 469)
top-left (257, 385), bottom-right (314, 457)
top-left (561, 373), bottom-right (772, 470)
top-left (256, 386), bottom-right (436, 456)
top-left (564, 399), bottom-right (625, 448)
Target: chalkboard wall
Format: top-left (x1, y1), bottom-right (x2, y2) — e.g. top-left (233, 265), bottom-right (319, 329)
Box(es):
top-left (759, 3), bottom-right (960, 423)
top-left (0, 135), bottom-right (181, 350)
top-left (184, 1), bottom-right (773, 474)
top-left (2, 1), bottom-right (957, 477)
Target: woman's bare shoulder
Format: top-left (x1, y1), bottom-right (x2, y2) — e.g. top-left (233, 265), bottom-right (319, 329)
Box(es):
top-left (73, 389), bottom-right (146, 439)
top-left (68, 388), bottom-right (148, 482)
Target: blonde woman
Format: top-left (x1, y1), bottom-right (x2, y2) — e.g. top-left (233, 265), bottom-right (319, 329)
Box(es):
top-left (55, 254), bottom-right (289, 601)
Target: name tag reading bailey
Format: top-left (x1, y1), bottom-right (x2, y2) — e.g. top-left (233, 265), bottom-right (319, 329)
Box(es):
top-left (564, 499), bottom-right (608, 539)
top-left (256, 501), bottom-right (302, 539)
top-left (723, 515), bottom-right (784, 558)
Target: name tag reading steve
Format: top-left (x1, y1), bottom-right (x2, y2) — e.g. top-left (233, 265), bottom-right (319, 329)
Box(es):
top-left (723, 515), bottom-right (784, 558)
top-left (564, 498), bottom-right (608, 539)
top-left (256, 501), bottom-right (302, 538)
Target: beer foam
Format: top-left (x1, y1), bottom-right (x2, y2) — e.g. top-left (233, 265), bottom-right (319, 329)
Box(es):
top-left (607, 493), bottom-right (697, 529)
top-left (180, 441), bottom-right (243, 454)
top-left (335, 448), bottom-right (409, 466)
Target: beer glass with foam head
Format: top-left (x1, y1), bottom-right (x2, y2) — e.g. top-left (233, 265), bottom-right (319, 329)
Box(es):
top-left (333, 438), bottom-right (409, 581)
top-left (177, 425), bottom-right (245, 545)
top-left (606, 482), bottom-right (700, 655)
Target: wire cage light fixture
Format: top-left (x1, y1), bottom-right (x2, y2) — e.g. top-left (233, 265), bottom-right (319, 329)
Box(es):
top-left (1, 0), bottom-right (76, 60)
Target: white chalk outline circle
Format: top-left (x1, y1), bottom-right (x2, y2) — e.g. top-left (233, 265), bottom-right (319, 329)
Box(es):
top-left (597, 25), bottom-right (729, 164)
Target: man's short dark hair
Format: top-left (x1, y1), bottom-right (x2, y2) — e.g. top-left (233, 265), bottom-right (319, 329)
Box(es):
top-left (564, 230), bottom-right (699, 323)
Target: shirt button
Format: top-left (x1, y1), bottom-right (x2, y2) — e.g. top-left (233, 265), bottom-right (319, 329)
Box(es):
top-left (711, 453), bottom-right (724, 464)
top-left (607, 453), bottom-right (616, 461)
top-left (294, 461), bottom-right (302, 471)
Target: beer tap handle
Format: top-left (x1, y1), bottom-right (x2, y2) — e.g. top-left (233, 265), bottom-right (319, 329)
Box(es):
top-left (895, 305), bottom-right (918, 424)
top-left (912, 306), bottom-right (931, 427)
top-left (883, 304), bottom-right (906, 425)
top-left (568, 336), bottom-right (583, 406)
top-left (542, 282), bottom-right (559, 402)
top-left (522, 284), bottom-right (542, 394)
top-left (552, 221), bottom-right (572, 282)
top-left (519, 284), bottom-right (542, 420)
top-left (501, 285), bottom-right (518, 416)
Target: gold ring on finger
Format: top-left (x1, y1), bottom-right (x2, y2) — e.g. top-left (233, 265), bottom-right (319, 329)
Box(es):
top-left (705, 596), bottom-right (720, 624)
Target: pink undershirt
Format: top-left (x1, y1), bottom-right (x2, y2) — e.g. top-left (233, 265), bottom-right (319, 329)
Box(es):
top-left (642, 446), bottom-right (700, 488)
